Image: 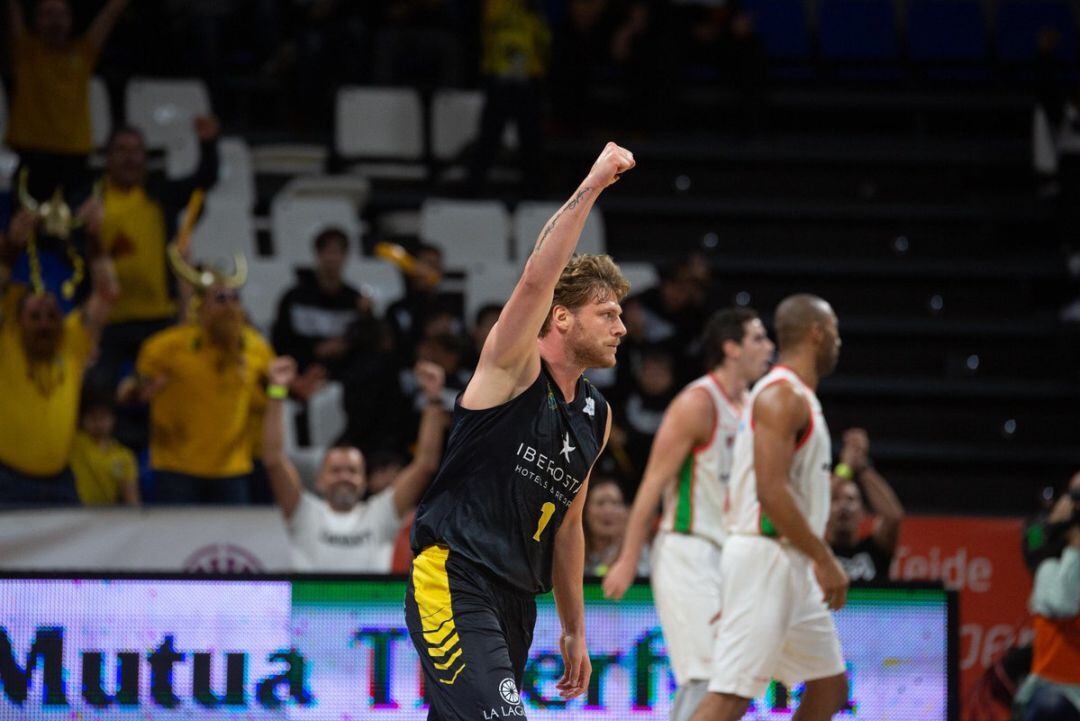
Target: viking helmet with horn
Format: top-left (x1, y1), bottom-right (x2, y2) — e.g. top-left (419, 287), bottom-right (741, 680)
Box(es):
top-left (166, 188), bottom-right (245, 292)
top-left (18, 168), bottom-right (101, 240)
top-left (167, 243), bottom-right (247, 292)
top-left (16, 169), bottom-right (102, 299)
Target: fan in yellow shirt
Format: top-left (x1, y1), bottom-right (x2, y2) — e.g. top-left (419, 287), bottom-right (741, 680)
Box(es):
top-left (70, 394), bottom-right (140, 506)
top-left (126, 261), bottom-right (272, 505)
top-left (0, 225), bottom-right (118, 505)
top-left (93, 119), bottom-right (221, 386)
top-left (5, 0), bottom-right (130, 199)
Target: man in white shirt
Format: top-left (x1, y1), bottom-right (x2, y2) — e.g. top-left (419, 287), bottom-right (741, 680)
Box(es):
top-left (263, 355), bottom-right (449, 571)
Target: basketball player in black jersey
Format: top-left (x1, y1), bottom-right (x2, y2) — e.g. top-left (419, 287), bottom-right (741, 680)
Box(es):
top-left (405, 142), bottom-right (636, 720)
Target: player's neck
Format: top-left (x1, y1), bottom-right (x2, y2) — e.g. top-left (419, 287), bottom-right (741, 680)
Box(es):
top-left (710, 364), bottom-right (747, 405)
top-left (775, 354), bottom-right (819, 391)
top-left (538, 344), bottom-right (583, 402)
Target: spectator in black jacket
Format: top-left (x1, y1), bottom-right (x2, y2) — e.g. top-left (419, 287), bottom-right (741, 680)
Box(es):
top-left (271, 227), bottom-right (372, 380)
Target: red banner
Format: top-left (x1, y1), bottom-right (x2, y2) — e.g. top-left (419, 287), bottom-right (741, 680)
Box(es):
top-left (892, 516), bottom-right (1033, 721)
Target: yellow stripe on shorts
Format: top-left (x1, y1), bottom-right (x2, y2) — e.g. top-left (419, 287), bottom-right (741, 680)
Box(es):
top-left (413, 545), bottom-right (466, 685)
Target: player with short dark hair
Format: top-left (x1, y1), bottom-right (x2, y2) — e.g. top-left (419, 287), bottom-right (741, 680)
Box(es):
top-left (603, 307), bottom-right (774, 721)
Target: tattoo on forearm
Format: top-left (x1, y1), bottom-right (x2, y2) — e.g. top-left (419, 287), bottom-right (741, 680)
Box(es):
top-left (534, 187), bottom-right (593, 255)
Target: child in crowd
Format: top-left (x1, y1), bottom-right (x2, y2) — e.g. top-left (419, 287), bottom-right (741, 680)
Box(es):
top-left (71, 392), bottom-right (140, 506)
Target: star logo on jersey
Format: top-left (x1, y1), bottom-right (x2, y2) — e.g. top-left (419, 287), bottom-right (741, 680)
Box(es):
top-left (583, 397), bottom-right (595, 417)
top-left (560, 432), bottom-right (576, 462)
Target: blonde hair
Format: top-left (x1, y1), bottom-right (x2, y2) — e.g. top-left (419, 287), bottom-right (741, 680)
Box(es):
top-left (540, 254), bottom-right (631, 337)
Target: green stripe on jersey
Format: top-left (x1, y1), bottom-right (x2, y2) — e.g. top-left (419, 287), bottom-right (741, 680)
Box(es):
top-left (760, 512), bottom-right (779, 537)
top-left (674, 455), bottom-right (694, 533)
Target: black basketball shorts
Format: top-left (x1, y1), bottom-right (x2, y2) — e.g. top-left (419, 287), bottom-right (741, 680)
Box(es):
top-left (405, 544), bottom-right (538, 721)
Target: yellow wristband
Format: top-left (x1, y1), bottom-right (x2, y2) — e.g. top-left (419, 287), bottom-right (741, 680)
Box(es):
top-left (834, 462), bottom-right (854, 480)
top-left (267, 384), bottom-right (288, 400)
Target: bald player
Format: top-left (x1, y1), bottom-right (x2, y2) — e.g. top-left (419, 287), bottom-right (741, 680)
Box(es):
top-left (693, 294), bottom-right (849, 721)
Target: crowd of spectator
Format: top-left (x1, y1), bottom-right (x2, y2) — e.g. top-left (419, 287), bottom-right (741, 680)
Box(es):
top-left (0, 0), bottom-right (768, 137)
top-left (0, 2), bottom-right (896, 574)
top-left (0, 2), bottom-right (1065, 604)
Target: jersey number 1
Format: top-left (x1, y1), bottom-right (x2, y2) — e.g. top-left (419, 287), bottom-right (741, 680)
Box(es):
top-left (532, 502), bottom-right (556, 541)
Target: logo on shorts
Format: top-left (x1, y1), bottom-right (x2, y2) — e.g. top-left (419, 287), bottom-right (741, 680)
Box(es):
top-left (499, 678), bottom-right (520, 705)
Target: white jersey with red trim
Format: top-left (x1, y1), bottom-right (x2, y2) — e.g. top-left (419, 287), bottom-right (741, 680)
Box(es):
top-left (727, 365), bottom-right (832, 539)
top-left (659, 374), bottom-right (742, 547)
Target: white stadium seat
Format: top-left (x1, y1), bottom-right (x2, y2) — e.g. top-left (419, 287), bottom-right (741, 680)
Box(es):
top-left (125, 77), bottom-right (211, 178)
top-left (419, 198), bottom-right (511, 271)
top-left (210, 137), bottom-right (255, 209)
top-left (190, 197), bottom-right (256, 260)
top-left (464, 262), bottom-right (520, 328)
top-left (271, 195), bottom-right (360, 266)
top-left (619, 261), bottom-right (660, 296)
top-left (278, 174), bottom-right (371, 209)
top-left (512, 201), bottom-right (606, 260)
top-left (335, 86), bottom-right (426, 180)
top-left (335, 86), bottom-right (422, 159)
top-left (308, 382), bottom-right (347, 448)
top-left (343, 259), bottom-right (405, 317)
top-left (431, 90), bottom-right (484, 161)
top-left (243, 257), bottom-right (294, 334)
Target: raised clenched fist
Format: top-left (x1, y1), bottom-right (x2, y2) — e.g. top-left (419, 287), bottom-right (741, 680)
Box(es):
top-left (586, 142), bottom-right (636, 189)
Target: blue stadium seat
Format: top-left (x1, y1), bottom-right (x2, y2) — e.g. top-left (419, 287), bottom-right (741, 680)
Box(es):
top-left (908, 0), bottom-right (988, 62)
top-left (997, 0), bottom-right (1078, 63)
top-left (741, 0), bottom-right (811, 60)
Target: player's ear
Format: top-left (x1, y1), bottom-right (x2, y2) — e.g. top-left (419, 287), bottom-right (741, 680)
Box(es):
top-left (551, 305), bottom-right (572, 331)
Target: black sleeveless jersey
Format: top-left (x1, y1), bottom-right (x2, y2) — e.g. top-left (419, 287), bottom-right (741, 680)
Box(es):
top-left (411, 364), bottom-right (609, 595)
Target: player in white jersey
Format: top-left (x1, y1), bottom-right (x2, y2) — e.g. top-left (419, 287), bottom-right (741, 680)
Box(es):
top-left (603, 308), bottom-right (774, 721)
top-left (693, 294), bottom-right (849, 721)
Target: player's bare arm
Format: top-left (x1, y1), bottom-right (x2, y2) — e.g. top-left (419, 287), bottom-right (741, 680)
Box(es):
top-left (263, 356), bottom-right (303, 520)
top-left (864, 462), bottom-right (905, 554)
top-left (841, 430), bottom-right (905, 553)
top-left (754, 382), bottom-right (849, 610)
top-left (463, 143), bottom-right (635, 410)
top-left (390, 361), bottom-right (450, 516)
top-left (552, 408), bottom-right (611, 700)
top-left (603, 387), bottom-right (715, 600)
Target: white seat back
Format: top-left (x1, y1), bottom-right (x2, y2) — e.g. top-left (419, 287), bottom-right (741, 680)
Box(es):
top-left (464, 263), bottom-right (520, 328)
top-left (125, 78), bottom-right (211, 177)
top-left (419, 198), bottom-right (510, 271)
top-left (512, 201), bottom-right (606, 260)
top-left (343, 259), bottom-right (405, 317)
top-left (335, 86), bottom-right (423, 159)
top-left (211, 137), bottom-right (255, 209)
top-left (271, 195), bottom-right (360, 266)
top-left (308, 382), bottom-right (346, 448)
top-left (618, 262), bottom-right (660, 296)
top-left (243, 258), bottom-right (294, 333)
top-left (190, 197), bottom-right (256, 260)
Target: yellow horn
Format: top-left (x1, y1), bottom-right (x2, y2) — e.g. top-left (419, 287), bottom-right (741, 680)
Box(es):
top-left (224, 253), bottom-right (247, 289)
top-left (17, 169), bottom-right (38, 212)
top-left (167, 243), bottom-right (214, 290)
